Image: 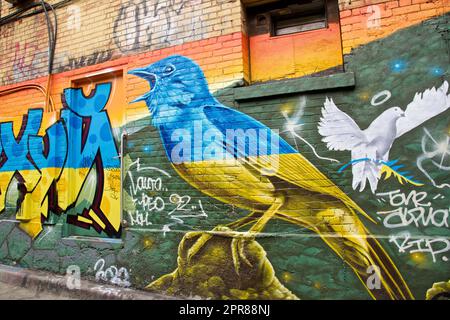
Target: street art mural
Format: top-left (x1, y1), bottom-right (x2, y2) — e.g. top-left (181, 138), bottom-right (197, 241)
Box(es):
top-left (0, 7), bottom-right (448, 301)
top-left (128, 55), bottom-right (414, 300)
top-left (318, 82), bottom-right (450, 193)
top-left (123, 14), bottom-right (448, 299)
top-left (125, 157), bottom-right (208, 233)
top-left (0, 83), bottom-right (121, 238)
top-left (417, 127), bottom-right (450, 189)
top-left (376, 189), bottom-right (449, 264)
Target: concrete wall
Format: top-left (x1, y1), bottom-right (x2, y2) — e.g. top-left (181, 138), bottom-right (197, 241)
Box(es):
top-left (0, 0), bottom-right (449, 299)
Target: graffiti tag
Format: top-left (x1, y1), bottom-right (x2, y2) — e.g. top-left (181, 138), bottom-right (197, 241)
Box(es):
top-left (377, 190), bottom-right (449, 262)
top-left (127, 158), bottom-right (207, 233)
top-left (94, 259), bottom-right (131, 287)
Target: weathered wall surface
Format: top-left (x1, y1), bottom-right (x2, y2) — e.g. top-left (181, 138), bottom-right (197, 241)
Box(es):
top-left (1, 0), bottom-right (245, 89)
top-left (0, 0), bottom-right (449, 300)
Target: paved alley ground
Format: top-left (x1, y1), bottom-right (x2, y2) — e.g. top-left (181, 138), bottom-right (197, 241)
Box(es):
top-left (0, 281), bottom-right (74, 300)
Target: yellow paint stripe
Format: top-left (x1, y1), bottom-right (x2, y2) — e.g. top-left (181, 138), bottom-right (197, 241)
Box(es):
top-left (77, 216), bottom-right (93, 225)
top-left (89, 210), bottom-right (106, 230)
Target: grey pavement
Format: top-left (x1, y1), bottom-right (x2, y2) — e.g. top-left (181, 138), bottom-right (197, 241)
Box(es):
top-left (0, 281), bottom-right (75, 300)
top-left (0, 264), bottom-right (177, 300)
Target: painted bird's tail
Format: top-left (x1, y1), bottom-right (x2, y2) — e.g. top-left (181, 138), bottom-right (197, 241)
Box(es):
top-left (363, 234), bottom-right (415, 300)
top-left (277, 207), bottom-right (414, 300)
top-left (319, 212), bottom-right (414, 300)
top-left (321, 223), bottom-right (413, 299)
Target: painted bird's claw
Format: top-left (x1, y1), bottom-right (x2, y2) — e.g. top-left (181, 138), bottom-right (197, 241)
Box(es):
top-left (185, 225), bottom-right (230, 263)
top-left (185, 226), bottom-right (253, 276)
top-left (231, 237), bottom-right (253, 276)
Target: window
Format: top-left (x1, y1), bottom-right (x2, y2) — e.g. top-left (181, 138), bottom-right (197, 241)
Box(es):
top-left (244, 0), bottom-right (344, 83)
top-left (272, 1), bottom-right (327, 36)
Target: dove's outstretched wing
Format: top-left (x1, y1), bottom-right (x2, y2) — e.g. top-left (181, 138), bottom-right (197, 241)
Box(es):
top-left (318, 98), bottom-right (367, 151)
top-left (396, 81), bottom-right (450, 138)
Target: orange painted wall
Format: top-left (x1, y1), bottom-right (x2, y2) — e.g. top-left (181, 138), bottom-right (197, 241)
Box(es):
top-left (339, 0), bottom-right (449, 54)
top-left (248, 1), bottom-right (344, 82)
top-left (248, 0), bottom-right (449, 82)
top-left (0, 32), bottom-right (245, 128)
top-left (249, 21), bottom-right (344, 82)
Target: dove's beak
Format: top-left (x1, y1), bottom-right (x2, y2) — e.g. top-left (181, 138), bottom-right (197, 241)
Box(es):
top-left (401, 111), bottom-right (406, 117)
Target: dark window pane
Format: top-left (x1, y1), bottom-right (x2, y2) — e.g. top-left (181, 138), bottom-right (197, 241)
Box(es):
top-left (274, 13), bottom-right (326, 35)
top-left (271, 0), bottom-right (327, 36)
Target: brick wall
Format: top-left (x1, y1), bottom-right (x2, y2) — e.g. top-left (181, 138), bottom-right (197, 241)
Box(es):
top-left (338, 0), bottom-right (449, 54)
top-left (1, 0), bottom-right (448, 89)
top-left (0, 0), bottom-right (244, 89)
top-left (0, 0), bottom-right (449, 301)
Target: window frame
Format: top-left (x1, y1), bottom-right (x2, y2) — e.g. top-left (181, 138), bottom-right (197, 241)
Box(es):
top-left (270, 3), bottom-right (329, 37)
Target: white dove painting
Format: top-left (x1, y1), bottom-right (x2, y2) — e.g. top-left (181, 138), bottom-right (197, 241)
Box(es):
top-left (318, 81), bottom-right (450, 193)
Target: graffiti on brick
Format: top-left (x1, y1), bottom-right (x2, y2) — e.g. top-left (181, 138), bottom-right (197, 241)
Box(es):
top-left (128, 55), bottom-right (415, 300)
top-left (57, 50), bottom-right (113, 73)
top-left (417, 128), bottom-right (450, 189)
top-left (318, 82), bottom-right (450, 193)
top-left (126, 158), bottom-right (207, 233)
top-left (113, 0), bottom-right (214, 53)
top-left (2, 41), bottom-right (47, 83)
top-left (94, 258), bottom-right (131, 287)
top-left (377, 189), bottom-right (449, 263)
top-left (0, 83), bottom-right (121, 238)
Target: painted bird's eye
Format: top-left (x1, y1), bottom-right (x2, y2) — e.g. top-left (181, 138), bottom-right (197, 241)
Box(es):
top-left (163, 64), bottom-right (175, 75)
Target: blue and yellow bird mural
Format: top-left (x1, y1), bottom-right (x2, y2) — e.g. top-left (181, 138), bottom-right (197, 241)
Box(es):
top-left (129, 55), bottom-right (415, 300)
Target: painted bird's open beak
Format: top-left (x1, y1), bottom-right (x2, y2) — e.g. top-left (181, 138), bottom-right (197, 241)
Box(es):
top-left (128, 68), bottom-right (154, 79)
top-left (128, 68), bottom-right (157, 103)
top-left (129, 91), bottom-right (152, 104)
